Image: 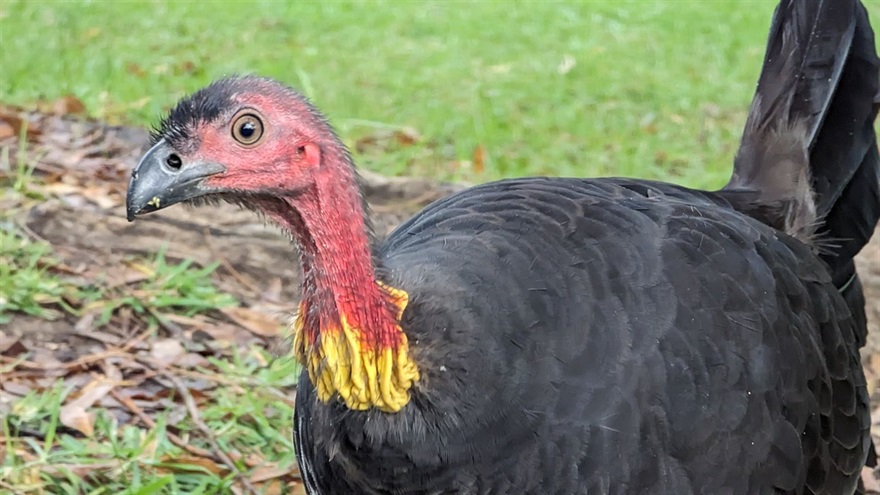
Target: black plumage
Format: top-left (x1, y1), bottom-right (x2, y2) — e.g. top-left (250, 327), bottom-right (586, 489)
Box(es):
top-left (296, 177), bottom-right (871, 494)
top-left (125, 0), bottom-right (880, 493)
top-left (294, 1), bottom-right (879, 493)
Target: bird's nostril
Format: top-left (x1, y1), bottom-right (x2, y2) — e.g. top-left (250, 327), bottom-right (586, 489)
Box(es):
top-left (166, 153), bottom-right (182, 170)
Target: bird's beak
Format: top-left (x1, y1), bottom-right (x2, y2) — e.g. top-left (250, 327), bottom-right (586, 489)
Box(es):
top-left (126, 139), bottom-right (226, 221)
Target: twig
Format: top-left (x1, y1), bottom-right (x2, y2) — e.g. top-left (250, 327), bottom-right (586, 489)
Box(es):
top-left (0, 327), bottom-right (151, 373)
top-left (0, 349), bottom-right (126, 371)
top-left (164, 370), bottom-right (260, 495)
top-left (14, 215), bottom-right (50, 244)
top-left (108, 389), bottom-right (218, 461)
top-left (120, 325), bottom-right (156, 352)
top-left (134, 356), bottom-right (260, 495)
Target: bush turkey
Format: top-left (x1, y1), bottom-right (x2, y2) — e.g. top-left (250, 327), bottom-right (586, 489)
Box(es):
top-left (126, 0), bottom-right (880, 493)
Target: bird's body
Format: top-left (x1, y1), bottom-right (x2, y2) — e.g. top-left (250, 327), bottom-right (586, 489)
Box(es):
top-left (126, 0), bottom-right (880, 493)
top-left (295, 178), bottom-right (868, 494)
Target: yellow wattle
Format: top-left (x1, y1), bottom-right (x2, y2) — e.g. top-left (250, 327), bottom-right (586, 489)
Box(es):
top-left (292, 283), bottom-right (420, 412)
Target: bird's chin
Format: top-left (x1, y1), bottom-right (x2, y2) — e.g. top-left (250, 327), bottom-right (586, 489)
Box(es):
top-left (190, 188), bottom-right (306, 212)
top-left (187, 191), bottom-right (305, 237)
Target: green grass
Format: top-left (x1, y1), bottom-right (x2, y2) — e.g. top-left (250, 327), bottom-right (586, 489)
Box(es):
top-left (91, 248), bottom-right (238, 326)
top-left (0, 226), bottom-right (236, 326)
top-left (0, 0), bottom-right (797, 188)
top-left (0, 229), bottom-right (70, 324)
top-left (2, 352), bottom-right (299, 494)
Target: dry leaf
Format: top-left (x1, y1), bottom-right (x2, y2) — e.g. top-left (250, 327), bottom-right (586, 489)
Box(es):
top-left (394, 127), bottom-right (421, 146)
top-left (472, 145), bottom-right (487, 175)
top-left (221, 306), bottom-right (282, 337)
top-left (150, 338), bottom-right (186, 365)
top-left (60, 365), bottom-right (120, 436)
top-left (175, 352), bottom-right (211, 369)
top-left (52, 95), bottom-right (87, 116)
top-left (250, 463), bottom-right (296, 482)
top-left (80, 185), bottom-right (119, 209)
top-left (160, 313), bottom-right (209, 329)
top-left (0, 336), bottom-right (27, 357)
top-left (255, 479), bottom-right (287, 495)
top-left (2, 381), bottom-right (34, 397)
top-left (0, 106), bottom-right (40, 140)
top-left (0, 120), bottom-right (15, 139)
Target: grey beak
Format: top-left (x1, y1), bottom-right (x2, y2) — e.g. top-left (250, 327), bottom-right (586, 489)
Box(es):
top-left (126, 139), bottom-right (225, 221)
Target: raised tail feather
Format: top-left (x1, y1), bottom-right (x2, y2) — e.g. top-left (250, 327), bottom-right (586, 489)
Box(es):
top-left (721, 0), bottom-right (880, 478)
top-left (722, 0), bottom-right (880, 339)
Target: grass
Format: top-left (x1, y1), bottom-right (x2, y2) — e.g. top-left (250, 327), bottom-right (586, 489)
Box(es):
top-left (0, 222), bottom-right (298, 493)
top-left (0, 225), bottom-right (237, 327)
top-left (91, 248), bottom-right (238, 325)
top-left (0, 0), bottom-right (796, 188)
top-left (0, 229), bottom-right (69, 324)
top-left (2, 351), bottom-right (299, 494)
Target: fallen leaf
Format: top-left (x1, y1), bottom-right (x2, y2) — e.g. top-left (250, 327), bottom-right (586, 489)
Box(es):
top-left (0, 120), bottom-right (15, 139)
top-left (0, 336), bottom-right (27, 357)
top-left (52, 95), bottom-right (87, 116)
top-left (41, 182), bottom-right (84, 196)
top-left (394, 127), bottom-right (421, 146)
top-left (2, 381), bottom-right (34, 397)
top-left (251, 463), bottom-right (296, 482)
top-left (221, 306), bottom-right (282, 337)
top-left (472, 145), bottom-right (487, 175)
top-left (80, 185), bottom-right (120, 209)
top-left (255, 479), bottom-right (287, 495)
top-left (60, 364), bottom-right (121, 436)
top-left (0, 106), bottom-right (40, 140)
top-left (150, 338), bottom-right (186, 365)
top-left (175, 352), bottom-right (211, 369)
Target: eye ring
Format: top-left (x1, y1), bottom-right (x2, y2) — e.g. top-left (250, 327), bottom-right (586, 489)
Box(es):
top-left (231, 112), bottom-right (264, 146)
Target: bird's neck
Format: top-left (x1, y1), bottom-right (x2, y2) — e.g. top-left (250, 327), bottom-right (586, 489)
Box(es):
top-left (281, 154), bottom-right (419, 412)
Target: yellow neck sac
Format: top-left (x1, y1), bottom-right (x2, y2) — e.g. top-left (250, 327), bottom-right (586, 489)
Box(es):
top-left (292, 283), bottom-right (420, 412)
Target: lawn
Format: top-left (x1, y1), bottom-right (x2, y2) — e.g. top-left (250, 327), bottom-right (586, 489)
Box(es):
top-left (4, 0), bottom-right (866, 494)
top-left (1, 0), bottom-right (786, 186)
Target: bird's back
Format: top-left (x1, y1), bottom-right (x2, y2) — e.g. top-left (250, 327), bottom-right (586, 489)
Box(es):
top-left (295, 177), bottom-right (868, 494)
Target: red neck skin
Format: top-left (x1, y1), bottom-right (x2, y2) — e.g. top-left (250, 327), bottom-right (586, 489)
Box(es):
top-left (263, 145), bottom-right (400, 350)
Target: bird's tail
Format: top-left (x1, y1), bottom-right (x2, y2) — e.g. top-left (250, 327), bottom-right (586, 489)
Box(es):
top-left (723, 0), bottom-right (880, 346)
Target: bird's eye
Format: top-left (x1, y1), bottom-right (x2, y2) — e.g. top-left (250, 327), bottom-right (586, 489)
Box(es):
top-left (231, 113), bottom-right (264, 146)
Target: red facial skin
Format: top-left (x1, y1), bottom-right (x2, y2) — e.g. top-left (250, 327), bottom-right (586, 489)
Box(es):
top-left (181, 88), bottom-right (404, 351)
